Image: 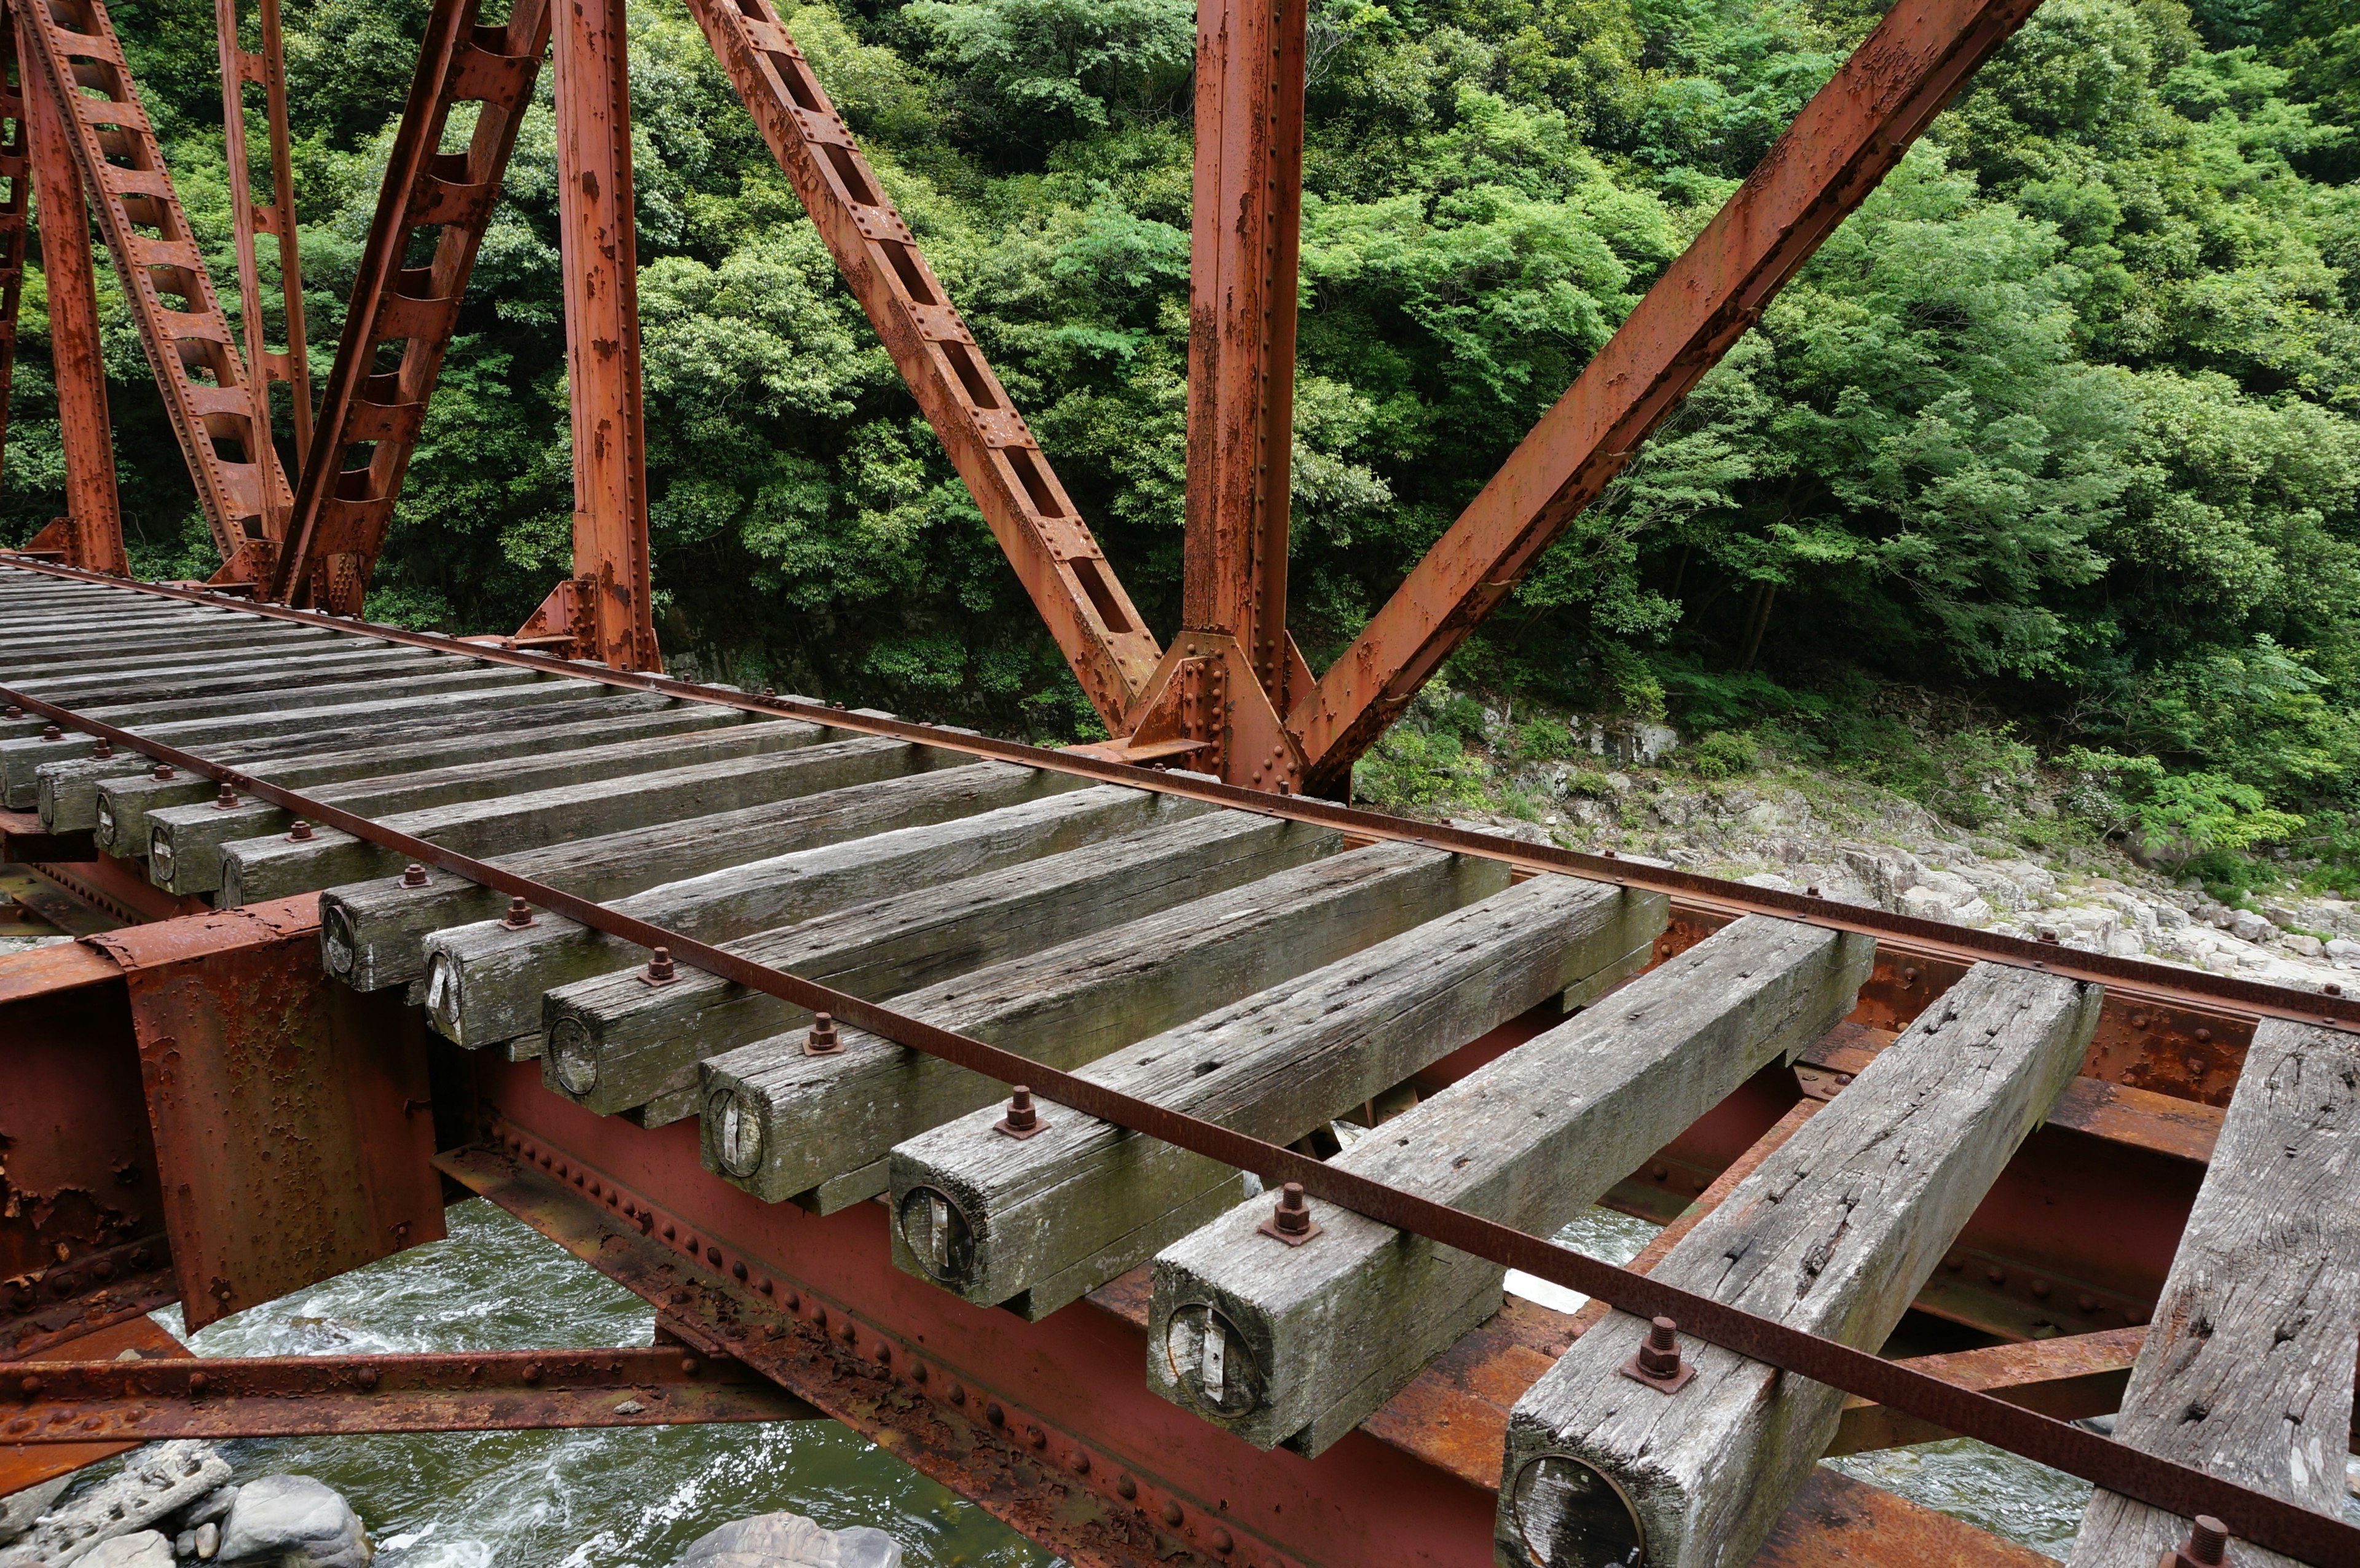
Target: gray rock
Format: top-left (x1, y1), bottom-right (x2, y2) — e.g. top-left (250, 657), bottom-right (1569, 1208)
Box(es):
top-left (24, 1442), bottom-right (229, 1567)
top-left (194, 1522), bottom-right (220, 1561)
top-left (2329, 938), bottom-right (2360, 962)
top-left (216, 1477), bottom-right (368, 1568)
top-left (182, 1490), bottom-right (236, 1531)
top-left (675, 1513), bottom-right (900, 1568)
top-left (2229, 909), bottom-right (2273, 944)
top-left (77, 1535), bottom-right (170, 1568)
top-left (2283, 932), bottom-right (2327, 958)
top-left (0, 1477), bottom-right (71, 1547)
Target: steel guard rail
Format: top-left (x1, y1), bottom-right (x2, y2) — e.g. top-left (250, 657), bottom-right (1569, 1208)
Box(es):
top-left (4, 565), bottom-right (2359, 1561)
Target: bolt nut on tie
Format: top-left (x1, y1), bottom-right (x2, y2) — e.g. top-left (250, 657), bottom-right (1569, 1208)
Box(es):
top-left (2163, 1515), bottom-right (2232, 1568)
top-left (800, 1009), bottom-right (843, 1056)
top-left (637, 946), bottom-right (680, 987)
top-left (39, 723), bottom-right (60, 741)
top-left (212, 783), bottom-right (238, 809)
top-left (287, 819), bottom-right (313, 842)
top-left (151, 762), bottom-right (175, 780)
top-left (1259, 1181), bottom-right (1322, 1245)
top-left (2, 705), bottom-right (18, 719)
top-left (994, 1085), bottom-right (1048, 1140)
top-left (401, 863), bottom-right (430, 888)
top-left (501, 896), bottom-right (538, 930)
top-left (92, 737), bottom-right (112, 758)
top-left (1620, 1316), bottom-right (1696, 1394)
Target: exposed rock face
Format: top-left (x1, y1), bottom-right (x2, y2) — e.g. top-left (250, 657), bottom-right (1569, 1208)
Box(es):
top-left (214, 1477), bottom-right (369, 1568)
top-left (675, 1512), bottom-right (901, 1568)
top-left (21, 1442), bottom-right (230, 1567)
top-left (79, 1532), bottom-right (173, 1568)
top-left (0, 1476), bottom-right (73, 1548)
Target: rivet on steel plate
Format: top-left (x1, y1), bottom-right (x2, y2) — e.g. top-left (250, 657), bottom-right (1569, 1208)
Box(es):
top-left (1259, 1182), bottom-right (1320, 1245)
top-left (522, 1362), bottom-right (542, 1385)
top-left (1116, 1474), bottom-right (1136, 1500)
top-left (356, 1368), bottom-right (380, 1391)
top-left (502, 896), bottom-right (538, 930)
top-left (640, 946), bottom-right (678, 986)
top-left (151, 762), bottom-right (175, 780)
top-left (288, 819), bottom-right (314, 841)
top-left (801, 1010), bottom-right (843, 1055)
top-left (1161, 1500), bottom-right (1184, 1528)
top-left (402, 863), bottom-right (429, 887)
top-left (1620, 1317), bottom-right (1696, 1394)
top-left (2165, 1515), bottom-right (2231, 1568)
top-left (212, 783), bottom-right (238, 809)
top-left (994, 1086), bottom-right (1047, 1139)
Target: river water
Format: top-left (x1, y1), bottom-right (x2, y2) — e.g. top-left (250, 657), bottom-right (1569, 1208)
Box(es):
top-left (52, 1197), bottom-right (2341, 1564)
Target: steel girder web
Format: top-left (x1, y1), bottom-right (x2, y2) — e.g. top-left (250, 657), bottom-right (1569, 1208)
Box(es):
top-left (269, 0), bottom-right (551, 617)
top-left (681, 0), bottom-right (1163, 734)
top-left (1281, 0), bottom-right (2053, 798)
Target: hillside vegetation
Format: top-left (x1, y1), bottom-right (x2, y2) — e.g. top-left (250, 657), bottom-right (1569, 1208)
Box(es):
top-left (16, 0), bottom-right (2360, 895)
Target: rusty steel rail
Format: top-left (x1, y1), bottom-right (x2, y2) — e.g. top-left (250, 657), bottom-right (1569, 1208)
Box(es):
top-left (2, 627), bottom-right (2355, 1561)
top-left (1, 552), bottom-right (2351, 1037)
top-left (0, 1346), bottom-right (819, 1442)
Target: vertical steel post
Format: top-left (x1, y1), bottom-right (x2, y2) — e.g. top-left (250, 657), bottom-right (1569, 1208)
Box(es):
top-left (214, 0), bottom-right (312, 503)
top-left (0, 7), bottom-right (30, 499)
top-left (546, 0), bottom-right (659, 672)
top-left (1183, 0), bottom-right (1308, 712)
top-left (214, 0), bottom-right (283, 538)
top-left (19, 14), bottom-right (122, 575)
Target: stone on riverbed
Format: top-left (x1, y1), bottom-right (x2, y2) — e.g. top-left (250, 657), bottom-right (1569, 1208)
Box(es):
top-left (675, 1512), bottom-right (900, 1568)
top-left (214, 1476), bottom-right (369, 1568)
top-left (0, 1476), bottom-right (72, 1548)
top-left (20, 1441), bottom-right (230, 1567)
top-left (79, 1532), bottom-right (173, 1568)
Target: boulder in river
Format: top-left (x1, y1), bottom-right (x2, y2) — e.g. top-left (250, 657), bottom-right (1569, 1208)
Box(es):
top-left (21, 1441), bottom-right (230, 1567)
top-left (76, 1532), bottom-right (172, 1568)
top-left (214, 1476), bottom-right (369, 1568)
top-left (675, 1512), bottom-right (900, 1568)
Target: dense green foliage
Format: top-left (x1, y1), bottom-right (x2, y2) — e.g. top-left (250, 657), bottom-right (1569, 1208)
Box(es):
top-left (17, 0), bottom-right (2360, 870)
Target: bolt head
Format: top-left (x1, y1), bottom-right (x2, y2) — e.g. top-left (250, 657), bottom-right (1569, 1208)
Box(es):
top-left (401, 863), bottom-right (428, 887)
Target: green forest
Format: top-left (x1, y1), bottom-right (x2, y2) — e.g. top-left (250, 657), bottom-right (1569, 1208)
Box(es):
top-left (15, 0), bottom-right (2360, 887)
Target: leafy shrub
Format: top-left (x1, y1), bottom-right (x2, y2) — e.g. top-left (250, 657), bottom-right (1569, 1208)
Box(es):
top-left (1355, 727), bottom-right (1491, 815)
top-left (1688, 729), bottom-right (1761, 779)
top-left (2063, 748), bottom-right (2305, 872)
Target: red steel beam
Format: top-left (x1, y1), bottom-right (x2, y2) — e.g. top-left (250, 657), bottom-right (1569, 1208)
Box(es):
top-left (17, 0), bottom-right (291, 567)
top-left (268, 0), bottom-right (549, 613)
top-left (1285, 0), bottom-right (2048, 793)
top-left (17, 9), bottom-right (120, 575)
top-left (534, 0), bottom-right (659, 672)
top-left (680, 0), bottom-right (1161, 732)
top-left (1182, 0), bottom-right (1308, 713)
top-left (0, 8), bottom-right (28, 503)
top-left (0, 1346), bottom-right (819, 1442)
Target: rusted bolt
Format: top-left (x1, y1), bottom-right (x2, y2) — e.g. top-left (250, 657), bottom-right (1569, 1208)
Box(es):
top-left (17, 1375), bottom-right (40, 1398)
top-left (1901, 966), bottom-right (1919, 983)
top-left (212, 783), bottom-right (237, 809)
top-left (1160, 1500), bottom-right (1184, 1528)
top-left (2195, 1027), bottom-right (2212, 1043)
top-left (2, 705), bottom-right (17, 718)
top-left (706, 1245), bottom-right (722, 1266)
top-left (1620, 1316), bottom-right (1695, 1394)
top-left (521, 1363), bottom-right (542, 1385)
top-left (948, 1382), bottom-right (966, 1406)
top-left (644, 946), bottom-right (677, 983)
top-left (758, 1277), bottom-right (774, 1296)
top-left (92, 737), bottom-right (112, 758)
top-left (2131, 1011), bottom-right (2150, 1029)
top-left (402, 863), bottom-right (429, 887)
top-left (1944, 1255), bottom-right (1964, 1272)
top-left (761, 686), bottom-right (777, 699)
top-left (1116, 1474), bottom-right (1137, 1500)
top-left (911, 1361), bottom-right (927, 1384)
top-left (2039, 928), bottom-right (2059, 943)
top-left (2031, 1278), bottom-right (2051, 1299)
top-left (1986, 1266), bottom-right (2007, 1285)
top-left (801, 1010), bottom-right (842, 1055)
top-left (356, 1368), bottom-right (380, 1391)
top-left (502, 896), bottom-right (536, 930)
top-left (1273, 1183), bottom-right (1311, 1236)
top-left (2168, 1516), bottom-right (2230, 1568)
top-left (995, 1085), bottom-right (1047, 1139)
top-left (2327, 983), bottom-right (2344, 998)
top-left (664, 1223), bottom-right (677, 1241)
top-left (732, 1260), bottom-right (748, 1282)
top-left (2078, 1293), bottom-right (2100, 1313)
top-left (129, 1247), bottom-right (152, 1269)
top-left (151, 762), bottom-right (175, 780)
top-left (288, 819), bottom-right (313, 841)
top-left (39, 723), bottom-right (59, 740)
top-left (187, 1372), bottom-right (208, 1396)
top-left (1070, 1449), bottom-right (1088, 1474)
top-left (985, 1401), bottom-right (1005, 1427)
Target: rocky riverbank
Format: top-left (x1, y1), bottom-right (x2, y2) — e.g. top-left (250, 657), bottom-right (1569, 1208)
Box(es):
top-left (1436, 755), bottom-right (2360, 994)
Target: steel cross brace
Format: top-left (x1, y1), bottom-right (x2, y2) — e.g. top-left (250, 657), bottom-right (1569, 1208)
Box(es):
top-left (0, 1346), bottom-right (818, 1442)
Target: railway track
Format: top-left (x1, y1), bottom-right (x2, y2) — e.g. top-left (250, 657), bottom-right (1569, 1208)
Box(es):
top-left (4, 558), bottom-right (2356, 1568)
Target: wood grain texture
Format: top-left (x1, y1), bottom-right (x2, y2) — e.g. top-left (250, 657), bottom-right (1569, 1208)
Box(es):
top-left (321, 762), bottom-right (1087, 992)
top-left (543, 810), bottom-right (1334, 1115)
top-left (702, 842), bottom-right (1502, 1210)
top-left (417, 782), bottom-right (1198, 1048)
top-left (3, 666), bottom-right (583, 807)
top-left (1500, 962), bottom-right (2102, 1568)
top-left (143, 718), bottom-right (825, 894)
top-left (2068, 1017), bottom-right (2360, 1568)
top-left (1152, 914), bottom-right (1875, 1457)
top-left (224, 734), bottom-right (960, 905)
top-left (889, 872), bottom-right (1669, 1324)
top-left (79, 697), bottom-right (726, 847)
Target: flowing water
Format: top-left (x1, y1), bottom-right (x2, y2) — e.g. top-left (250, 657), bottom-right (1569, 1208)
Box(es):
top-left (33, 1198), bottom-right (2345, 1564)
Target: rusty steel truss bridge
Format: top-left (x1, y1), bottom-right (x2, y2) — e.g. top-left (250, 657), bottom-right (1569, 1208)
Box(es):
top-left (2, 2), bottom-right (2358, 1567)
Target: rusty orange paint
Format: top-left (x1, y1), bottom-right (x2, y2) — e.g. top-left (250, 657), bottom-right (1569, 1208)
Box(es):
top-left (0, 1314), bottom-right (189, 1496)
